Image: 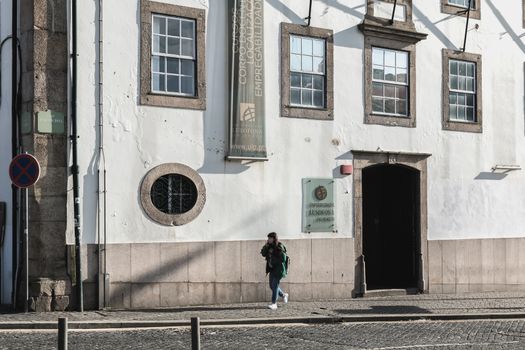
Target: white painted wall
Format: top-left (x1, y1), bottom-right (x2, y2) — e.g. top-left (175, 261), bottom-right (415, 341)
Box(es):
top-left (75, 0), bottom-right (525, 245)
top-left (0, 0), bottom-right (13, 304)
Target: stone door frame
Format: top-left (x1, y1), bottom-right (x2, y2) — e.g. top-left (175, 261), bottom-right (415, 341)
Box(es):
top-left (352, 150), bottom-right (431, 296)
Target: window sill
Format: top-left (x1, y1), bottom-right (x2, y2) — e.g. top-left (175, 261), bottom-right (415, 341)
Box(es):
top-left (282, 105), bottom-right (333, 120)
top-left (141, 91), bottom-right (206, 110)
top-left (366, 113), bottom-right (415, 128)
top-left (443, 119), bottom-right (482, 133)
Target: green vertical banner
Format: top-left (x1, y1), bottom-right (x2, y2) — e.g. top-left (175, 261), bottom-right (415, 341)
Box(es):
top-left (227, 0), bottom-right (267, 160)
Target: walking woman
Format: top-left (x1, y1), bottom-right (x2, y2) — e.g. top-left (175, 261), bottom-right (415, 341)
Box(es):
top-left (260, 232), bottom-right (289, 310)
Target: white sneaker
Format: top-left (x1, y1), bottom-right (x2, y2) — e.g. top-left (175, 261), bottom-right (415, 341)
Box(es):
top-left (267, 303), bottom-right (277, 310)
top-left (283, 293), bottom-right (289, 304)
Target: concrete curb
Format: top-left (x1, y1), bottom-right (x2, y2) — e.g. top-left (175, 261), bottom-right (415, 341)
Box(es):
top-left (1, 312), bottom-right (525, 330)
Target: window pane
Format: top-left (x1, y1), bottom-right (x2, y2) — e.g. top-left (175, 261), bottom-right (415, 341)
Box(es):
top-left (385, 85), bottom-right (395, 98)
top-left (459, 62), bottom-right (466, 76)
top-left (159, 36), bottom-right (166, 53)
top-left (372, 48), bottom-right (384, 65)
top-left (467, 63), bottom-right (475, 77)
top-left (167, 57), bottom-right (179, 74)
top-left (291, 54), bottom-right (301, 71)
top-left (301, 74), bottom-right (313, 88)
top-left (466, 94), bottom-right (474, 107)
top-left (291, 72), bottom-right (301, 87)
top-left (372, 82), bottom-right (383, 97)
top-left (373, 66), bottom-right (384, 80)
top-left (466, 107), bottom-right (475, 121)
top-left (291, 88), bottom-right (301, 105)
top-left (466, 78), bottom-right (474, 92)
top-left (458, 106), bottom-right (466, 120)
top-left (291, 36), bottom-right (301, 54)
top-left (449, 93), bottom-right (457, 105)
top-left (313, 75), bottom-right (323, 90)
top-left (458, 94), bottom-right (465, 105)
top-left (313, 39), bottom-right (324, 57)
top-left (167, 37), bottom-right (180, 55)
top-left (181, 39), bottom-right (194, 57)
top-left (384, 67), bottom-right (396, 81)
top-left (181, 20), bottom-right (194, 38)
top-left (302, 38), bottom-right (312, 55)
top-left (153, 73), bottom-right (164, 91)
top-left (396, 52), bottom-right (408, 68)
top-left (153, 35), bottom-right (165, 53)
top-left (313, 57), bottom-right (325, 74)
top-left (385, 99), bottom-right (396, 114)
top-left (313, 91), bottom-right (324, 107)
top-left (153, 16), bottom-right (166, 35)
top-left (396, 86), bottom-right (407, 99)
top-left (450, 76), bottom-right (458, 90)
top-left (385, 50), bottom-right (396, 67)
top-left (181, 60), bottom-right (193, 76)
top-left (450, 61), bottom-right (458, 75)
top-left (459, 77), bottom-right (466, 91)
top-left (302, 89), bottom-right (312, 105)
top-left (396, 68), bottom-right (407, 83)
top-left (167, 75), bottom-right (179, 93)
top-left (372, 97), bottom-right (383, 112)
top-left (181, 76), bottom-right (194, 95)
top-left (152, 56), bottom-right (164, 73)
top-left (302, 56), bottom-right (313, 72)
top-left (449, 105), bottom-right (457, 119)
top-left (396, 100), bottom-right (407, 115)
top-left (168, 19), bottom-right (180, 36)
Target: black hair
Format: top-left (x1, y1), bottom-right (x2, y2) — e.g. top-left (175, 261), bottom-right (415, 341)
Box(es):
top-left (267, 232), bottom-right (277, 239)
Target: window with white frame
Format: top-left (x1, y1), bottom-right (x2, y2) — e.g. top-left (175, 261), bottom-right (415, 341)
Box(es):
top-left (152, 14), bottom-right (196, 96)
top-left (290, 35), bottom-right (326, 108)
top-left (371, 47), bottom-right (409, 116)
top-left (449, 59), bottom-right (476, 122)
top-left (448, 0), bottom-right (475, 9)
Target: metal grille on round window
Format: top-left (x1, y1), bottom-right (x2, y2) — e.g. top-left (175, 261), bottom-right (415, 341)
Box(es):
top-left (150, 174), bottom-right (198, 214)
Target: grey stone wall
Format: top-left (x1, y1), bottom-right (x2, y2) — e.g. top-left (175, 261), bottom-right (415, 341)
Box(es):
top-left (429, 238), bottom-right (525, 293)
top-left (20, 0), bottom-right (70, 312)
top-left (80, 238), bottom-right (355, 309)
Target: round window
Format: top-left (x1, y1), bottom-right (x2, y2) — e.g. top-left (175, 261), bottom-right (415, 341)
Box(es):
top-left (140, 163), bottom-right (206, 226)
top-left (150, 174), bottom-right (198, 214)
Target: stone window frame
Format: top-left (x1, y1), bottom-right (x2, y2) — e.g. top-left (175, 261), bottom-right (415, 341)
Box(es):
top-left (442, 49), bottom-right (482, 133)
top-left (140, 1), bottom-right (206, 110)
top-left (441, 0), bottom-right (481, 20)
top-left (280, 23), bottom-right (334, 120)
top-left (140, 163), bottom-right (206, 226)
top-left (364, 36), bottom-right (417, 127)
top-left (366, 0), bottom-right (415, 29)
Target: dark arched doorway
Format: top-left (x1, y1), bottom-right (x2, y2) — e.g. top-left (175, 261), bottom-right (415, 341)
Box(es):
top-left (362, 164), bottom-right (420, 290)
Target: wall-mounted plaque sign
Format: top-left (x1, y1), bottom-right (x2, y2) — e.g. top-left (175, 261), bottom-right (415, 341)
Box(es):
top-left (302, 178), bottom-right (336, 233)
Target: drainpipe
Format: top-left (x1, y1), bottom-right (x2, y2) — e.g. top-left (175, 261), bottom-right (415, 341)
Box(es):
top-left (95, 0), bottom-right (108, 310)
top-left (70, 0), bottom-right (83, 312)
top-left (11, 0), bottom-right (20, 311)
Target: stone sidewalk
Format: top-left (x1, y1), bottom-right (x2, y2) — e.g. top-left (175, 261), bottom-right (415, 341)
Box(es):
top-left (1, 292), bottom-right (525, 328)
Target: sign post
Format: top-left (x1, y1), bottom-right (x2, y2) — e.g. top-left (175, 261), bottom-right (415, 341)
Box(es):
top-left (9, 153), bottom-right (41, 312)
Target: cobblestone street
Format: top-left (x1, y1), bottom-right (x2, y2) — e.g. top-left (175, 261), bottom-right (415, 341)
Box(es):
top-left (1, 319), bottom-right (525, 349)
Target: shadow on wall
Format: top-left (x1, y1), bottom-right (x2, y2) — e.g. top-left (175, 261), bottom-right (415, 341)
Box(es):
top-left (485, 0), bottom-right (525, 55)
top-left (474, 172), bottom-right (508, 180)
top-left (412, 5), bottom-right (458, 50)
top-left (198, 0), bottom-right (248, 174)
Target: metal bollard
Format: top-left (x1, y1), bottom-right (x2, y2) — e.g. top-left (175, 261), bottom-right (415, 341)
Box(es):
top-left (191, 317), bottom-right (201, 350)
top-left (58, 317), bottom-right (68, 350)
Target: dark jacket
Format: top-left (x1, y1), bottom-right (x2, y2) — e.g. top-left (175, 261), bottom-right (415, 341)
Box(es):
top-left (261, 242), bottom-right (288, 279)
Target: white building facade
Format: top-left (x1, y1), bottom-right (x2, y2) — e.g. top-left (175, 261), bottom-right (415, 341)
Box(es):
top-left (2, 0), bottom-right (525, 310)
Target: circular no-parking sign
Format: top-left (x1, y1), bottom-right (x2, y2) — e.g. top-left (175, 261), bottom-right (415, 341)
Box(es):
top-left (9, 153), bottom-right (41, 188)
